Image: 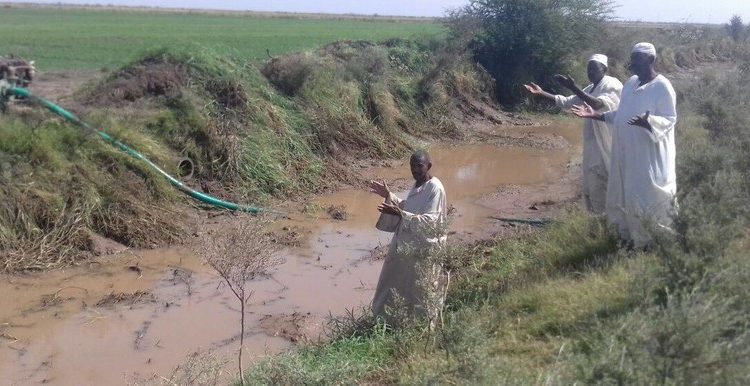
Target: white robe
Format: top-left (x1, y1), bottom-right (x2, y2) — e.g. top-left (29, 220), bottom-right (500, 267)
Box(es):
top-left (372, 177), bottom-right (447, 320)
top-left (555, 75), bottom-right (623, 213)
top-left (603, 74), bottom-right (677, 248)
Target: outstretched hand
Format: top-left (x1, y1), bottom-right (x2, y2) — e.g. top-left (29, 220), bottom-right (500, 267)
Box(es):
top-left (378, 202), bottom-right (402, 217)
top-left (554, 74), bottom-right (576, 90)
top-left (369, 180), bottom-right (391, 199)
top-left (523, 82), bottom-right (544, 95)
top-left (627, 111), bottom-right (652, 131)
top-left (571, 103), bottom-right (597, 119)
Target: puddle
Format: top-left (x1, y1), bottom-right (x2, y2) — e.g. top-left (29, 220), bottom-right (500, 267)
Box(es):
top-left (0, 121), bottom-right (581, 385)
top-left (316, 144), bottom-right (570, 233)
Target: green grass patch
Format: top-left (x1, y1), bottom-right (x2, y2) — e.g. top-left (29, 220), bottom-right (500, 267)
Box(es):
top-left (0, 7), bottom-right (444, 71)
top-left (246, 326), bottom-right (395, 385)
top-left (0, 112), bottom-right (183, 271)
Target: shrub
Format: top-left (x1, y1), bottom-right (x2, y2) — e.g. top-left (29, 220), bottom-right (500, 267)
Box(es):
top-left (726, 15), bottom-right (746, 42)
top-left (448, 0), bottom-right (613, 107)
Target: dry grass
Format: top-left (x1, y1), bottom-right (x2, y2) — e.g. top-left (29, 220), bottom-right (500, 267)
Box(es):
top-left (0, 115), bottom-right (184, 272)
top-left (95, 290), bottom-right (155, 307)
top-left (160, 351), bottom-right (229, 386)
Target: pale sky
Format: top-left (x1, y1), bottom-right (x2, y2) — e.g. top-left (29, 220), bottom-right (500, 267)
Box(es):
top-left (4, 0), bottom-right (750, 24)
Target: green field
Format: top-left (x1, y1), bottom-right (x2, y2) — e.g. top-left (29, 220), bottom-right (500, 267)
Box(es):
top-left (0, 6), bottom-right (443, 71)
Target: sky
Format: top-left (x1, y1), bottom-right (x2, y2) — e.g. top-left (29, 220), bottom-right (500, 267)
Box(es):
top-left (4, 0), bottom-right (750, 24)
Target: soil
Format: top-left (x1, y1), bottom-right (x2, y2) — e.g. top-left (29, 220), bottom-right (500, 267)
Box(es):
top-left (88, 231), bottom-right (129, 256)
top-left (29, 71), bottom-right (102, 103)
top-left (259, 312), bottom-right (317, 344)
top-left (267, 226), bottom-right (309, 248)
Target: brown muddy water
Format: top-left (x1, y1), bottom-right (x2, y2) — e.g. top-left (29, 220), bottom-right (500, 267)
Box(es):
top-left (0, 121), bottom-right (580, 385)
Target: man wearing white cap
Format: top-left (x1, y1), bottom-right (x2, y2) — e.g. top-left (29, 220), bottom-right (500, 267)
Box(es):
top-left (573, 42), bottom-right (677, 248)
top-left (524, 54), bottom-right (622, 213)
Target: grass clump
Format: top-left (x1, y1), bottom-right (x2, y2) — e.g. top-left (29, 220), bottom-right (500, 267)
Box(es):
top-left (262, 39), bottom-right (488, 159)
top-left (0, 113), bottom-right (182, 272)
top-left (86, 47), bottom-right (327, 200)
top-left (245, 328), bottom-right (395, 385)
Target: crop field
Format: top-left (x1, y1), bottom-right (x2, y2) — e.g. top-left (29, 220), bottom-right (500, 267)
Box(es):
top-left (0, 6), bottom-right (444, 71)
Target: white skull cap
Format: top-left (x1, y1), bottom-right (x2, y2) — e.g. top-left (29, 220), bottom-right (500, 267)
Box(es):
top-left (588, 54), bottom-right (608, 67)
top-left (632, 42), bottom-right (657, 57)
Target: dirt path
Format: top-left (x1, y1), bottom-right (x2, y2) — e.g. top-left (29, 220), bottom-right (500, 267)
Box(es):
top-left (30, 71), bottom-right (102, 102)
top-left (0, 73), bottom-right (584, 385)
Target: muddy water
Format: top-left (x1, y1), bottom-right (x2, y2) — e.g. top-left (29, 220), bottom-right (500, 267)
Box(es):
top-left (0, 122), bottom-right (581, 385)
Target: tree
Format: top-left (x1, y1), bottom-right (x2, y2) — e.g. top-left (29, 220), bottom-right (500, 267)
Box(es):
top-left (726, 15), bottom-right (745, 42)
top-left (448, 0), bottom-right (613, 107)
top-left (197, 217), bottom-right (282, 386)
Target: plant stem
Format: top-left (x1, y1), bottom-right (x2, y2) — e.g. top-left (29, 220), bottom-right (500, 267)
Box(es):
top-left (239, 292), bottom-right (246, 386)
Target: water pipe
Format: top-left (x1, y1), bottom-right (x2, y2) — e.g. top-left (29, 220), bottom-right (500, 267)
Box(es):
top-left (2, 85), bottom-right (265, 214)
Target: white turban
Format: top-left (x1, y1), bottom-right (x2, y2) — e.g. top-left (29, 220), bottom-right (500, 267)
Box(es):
top-left (632, 42), bottom-right (657, 57)
top-left (588, 54), bottom-right (608, 67)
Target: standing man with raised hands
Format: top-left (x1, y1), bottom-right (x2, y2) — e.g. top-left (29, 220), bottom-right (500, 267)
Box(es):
top-left (572, 43), bottom-right (677, 249)
top-left (525, 54), bottom-right (623, 213)
top-left (368, 150), bottom-right (448, 324)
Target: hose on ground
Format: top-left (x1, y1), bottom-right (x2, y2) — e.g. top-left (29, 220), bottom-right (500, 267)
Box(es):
top-left (4, 86), bottom-right (268, 215)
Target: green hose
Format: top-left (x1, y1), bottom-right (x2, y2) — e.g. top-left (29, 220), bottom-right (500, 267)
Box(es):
top-left (5, 86), bottom-right (264, 214)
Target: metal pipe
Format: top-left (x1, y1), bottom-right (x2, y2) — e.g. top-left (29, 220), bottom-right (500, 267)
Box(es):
top-left (177, 157), bottom-right (195, 180)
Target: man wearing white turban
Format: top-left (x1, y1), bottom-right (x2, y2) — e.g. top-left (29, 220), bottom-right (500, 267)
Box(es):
top-left (573, 42), bottom-right (678, 248)
top-left (524, 54), bottom-right (623, 213)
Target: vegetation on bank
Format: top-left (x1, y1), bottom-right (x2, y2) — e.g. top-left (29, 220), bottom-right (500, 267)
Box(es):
top-left (243, 12), bottom-right (750, 386)
top-left (0, 38), bottom-right (493, 271)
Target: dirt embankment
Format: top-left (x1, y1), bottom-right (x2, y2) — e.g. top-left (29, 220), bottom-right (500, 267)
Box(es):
top-left (2, 41), bottom-right (540, 272)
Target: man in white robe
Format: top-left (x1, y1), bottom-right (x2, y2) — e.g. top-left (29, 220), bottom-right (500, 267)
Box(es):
top-left (369, 150), bottom-right (447, 321)
top-left (573, 43), bottom-right (677, 248)
top-left (524, 54), bottom-right (622, 213)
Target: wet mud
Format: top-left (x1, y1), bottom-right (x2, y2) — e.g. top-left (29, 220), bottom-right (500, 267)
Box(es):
top-left (0, 119), bottom-right (583, 385)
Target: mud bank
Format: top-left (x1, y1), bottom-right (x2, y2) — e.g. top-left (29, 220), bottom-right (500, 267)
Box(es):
top-left (0, 118), bottom-right (582, 385)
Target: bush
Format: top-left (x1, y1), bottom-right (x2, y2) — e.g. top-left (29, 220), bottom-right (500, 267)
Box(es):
top-left (448, 0), bottom-right (613, 107)
top-left (726, 15), bottom-right (746, 42)
top-left (556, 46), bottom-right (750, 385)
